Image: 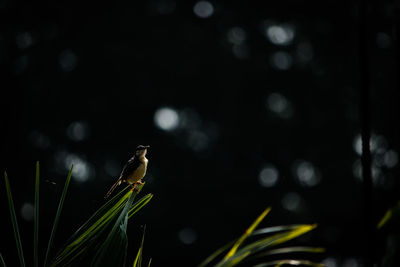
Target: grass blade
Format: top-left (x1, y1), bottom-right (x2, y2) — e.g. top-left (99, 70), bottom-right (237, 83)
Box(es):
top-left (377, 200), bottom-right (400, 229)
top-left (133, 225), bottom-right (146, 267)
top-left (50, 183), bottom-right (151, 266)
top-left (254, 259), bottom-right (324, 267)
top-left (254, 246), bottom-right (325, 258)
top-left (224, 207), bottom-right (271, 260)
top-left (220, 224), bottom-right (318, 267)
top-left (198, 241), bottom-right (236, 267)
top-left (252, 225), bottom-right (307, 236)
top-left (4, 172), bottom-right (25, 267)
top-left (0, 253), bottom-right (6, 267)
top-left (34, 162), bottom-right (40, 267)
top-left (44, 165), bottom-right (73, 267)
top-left (91, 191), bottom-right (136, 267)
top-left (50, 188), bottom-right (134, 266)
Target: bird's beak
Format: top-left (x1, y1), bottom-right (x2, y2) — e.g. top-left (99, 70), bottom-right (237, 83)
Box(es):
top-left (144, 145), bottom-right (150, 148)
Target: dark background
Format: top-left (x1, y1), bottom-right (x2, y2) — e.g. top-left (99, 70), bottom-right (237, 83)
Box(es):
top-left (1, 0), bottom-right (399, 266)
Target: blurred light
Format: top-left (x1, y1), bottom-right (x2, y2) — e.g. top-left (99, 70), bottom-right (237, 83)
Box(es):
top-left (179, 109), bottom-right (203, 131)
top-left (153, 0), bottom-right (176, 14)
top-left (267, 93), bottom-right (287, 113)
top-left (265, 24), bottom-right (295, 46)
top-left (65, 154), bottom-right (94, 182)
top-left (353, 159), bottom-right (382, 184)
top-left (258, 164), bottom-right (279, 187)
top-left (384, 150), bottom-right (398, 168)
top-left (187, 130), bottom-right (209, 152)
top-left (227, 27), bottom-right (246, 45)
top-left (16, 32), bottom-right (34, 49)
top-left (266, 93), bottom-right (293, 119)
top-left (270, 51), bottom-right (292, 70)
top-left (178, 228), bottom-right (197, 244)
top-left (55, 151), bottom-right (94, 182)
top-left (372, 135), bottom-right (388, 152)
top-left (154, 107), bottom-right (180, 131)
top-left (21, 203), bottom-right (34, 221)
top-left (29, 130), bottom-right (50, 149)
top-left (67, 121), bottom-right (90, 141)
top-left (281, 192), bottom-right (301, 211)
top-left (59, 50), bottom-right (78, 72)
top-left (193, 1), bottom-right (214, 18)
top-left (293, 160), bottom-right (320, 187)
top-left (376, 32), bottom-right (391, 49)
top-left (105, 159), bottom-right (121, 177)
top-left (232, 44), bottom-right (250, 59)
top-left (353, 134), bottom-right (387, 156)
top-left (342, 258), bottom-right (360, 267)
top-left (296, 42), bottom-right (314, 63)
top-left (352, 135), bottom-right (362, 155)
top-left (13, 55), bottom-right (28, 74)
top-left (352, 159), bottom-right (362, 179)
top-left (322, 258), bottom-right (338, 267)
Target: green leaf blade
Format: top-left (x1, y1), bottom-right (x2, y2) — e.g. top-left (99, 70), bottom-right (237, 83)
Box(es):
top-left (4, 172), bottom-right (25, 267)
top-left (34, 162), bottom-right (40, 267)
top-left (91, 191), bottom-right (136, 267)
top-left (0, 253), bottom-right (7, 267)
top-left (44, 165), bottom-right (74, 267)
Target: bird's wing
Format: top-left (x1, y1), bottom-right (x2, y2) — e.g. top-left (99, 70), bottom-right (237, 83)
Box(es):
top-left (119, 156), bottom-right (141, 181)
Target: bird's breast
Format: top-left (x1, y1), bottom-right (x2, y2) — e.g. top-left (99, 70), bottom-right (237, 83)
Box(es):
top-left (126, 159), bottom-right (148, 184)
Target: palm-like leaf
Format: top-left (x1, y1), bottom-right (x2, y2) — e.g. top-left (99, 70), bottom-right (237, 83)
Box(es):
top-left (50, 184), bottom-right (152, 266)
top-left (199, 208), bottom-right (324, 267)
top-left (3, 163), bottom-right (152, 267)
top-left (4, 172), bottom-right (26, 267)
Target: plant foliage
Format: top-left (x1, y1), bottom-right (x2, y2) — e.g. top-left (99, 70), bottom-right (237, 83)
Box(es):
top-left (2, 163), bottom-right (152, 267)
top-left (199, 208), bottom-right (324, 267)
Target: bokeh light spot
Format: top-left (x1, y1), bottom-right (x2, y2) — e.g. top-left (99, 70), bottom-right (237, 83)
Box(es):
top-left (67, 121), bottom-right (90, 141)
top-left (13, 55), bottom-right (28, 74)
top-left (384, 150), bottom-right (398, 168)
top-left (376, 32), bottom-right (391, 49)
top-left (258, 164), bottom-right (279, 187)
top-left (296, 42), bottom-right (314, 63)
top-left (55, 151), bottom-right (94, 182)
top-left (29, 130), bottom-right (50, 149)
top-left (105, 159), bottom-right (121, 177)
top-left (266, 93), bottom-right (293, 119)
top-left (187, 130), bottom-right (209, 152)
top-left (178, 227), bottom-right (197, 245)
top-left (227, 27), bottom-right (246, 45)
top-left (154, 107), bottom-right (180, 131)
top-left (342, 258), bottom-right (360, 267)
top-left (16, 32), bottom-right (34, 49)
top-left (353, 134), bottom-right (388, 156)
top-left (232, 44), bottom-right (250, 59)
top-left (322, 258), bottom-right (338, 267)
top-left (281, 192), bottom-right (301, 211)
top-left (153, 0), bottom-right (176, 15)
top-left (270, 51), bottom-right (292, 70)
top-left (193, 1), bottom-right (214, 18)
top-left (59, 50), bottom-right (78, 72)
top-left (293, 160), bottom-right (320, 187)
top-left (265, 24), bottom-right (295, 46)
top-left (21, 202), bottom-right (34, 221)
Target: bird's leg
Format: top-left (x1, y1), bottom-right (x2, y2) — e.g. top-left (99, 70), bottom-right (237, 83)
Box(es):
top-left (129, 183), bottom-right (136, 191)
top-left (135, 180), bottom-right (145, 185)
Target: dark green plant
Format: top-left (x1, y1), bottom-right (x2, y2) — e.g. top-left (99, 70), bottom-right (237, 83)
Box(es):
top-left (3, 162), bottom-right (152, 267)
top-left (199, 207), bottom-right (324, 267)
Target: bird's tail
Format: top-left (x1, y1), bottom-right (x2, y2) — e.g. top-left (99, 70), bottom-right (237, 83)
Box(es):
top-left (104, 178), bottom-right (123, 199)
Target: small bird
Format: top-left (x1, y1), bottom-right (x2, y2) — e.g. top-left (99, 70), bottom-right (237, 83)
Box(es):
top-left (105, 145), bottom-right (150, 198)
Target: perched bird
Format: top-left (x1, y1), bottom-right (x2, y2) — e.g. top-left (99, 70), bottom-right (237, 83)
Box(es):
top-left (105, 145), bottom-right (150, 198)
